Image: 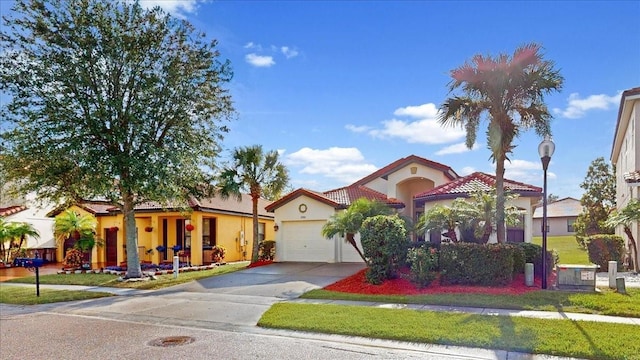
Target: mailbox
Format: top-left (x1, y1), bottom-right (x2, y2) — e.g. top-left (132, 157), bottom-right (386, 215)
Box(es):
top-left (12, 257), bottom-right (45, 268)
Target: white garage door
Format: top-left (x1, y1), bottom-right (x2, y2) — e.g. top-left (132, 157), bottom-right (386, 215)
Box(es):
top-left (281, 220), bottom-right (335, 262)
top-left (340, 234), bottom-right (365, 263)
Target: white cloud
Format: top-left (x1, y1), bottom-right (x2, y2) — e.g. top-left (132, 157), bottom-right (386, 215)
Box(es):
top-left (435, 142), bottom-right (481, 155)
top-left (497, 159), bottom-right (557, 185)
top-left (244, 42), bottom-right (256, 49)
top-left (245, 53), bottom-right (275, 67)
top-left (285, 147), bottom-right (378, 185)
top-left (281, 46), bottom-right (299, 59)
top-left (553, 91), bottom-right (621, 119)
top-left (393, 103), bottom-right (439, 118)
top-left (345, 124), bottom-right (371, 133)
top-left (136, 0), bottom-right (200, 17)
top-left (361, 103), bottom-right (465, 145)
top-left (460, 166), bottom-right (476, 176)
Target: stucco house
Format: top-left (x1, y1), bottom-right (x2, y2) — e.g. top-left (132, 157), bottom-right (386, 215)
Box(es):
top-left (610, 86), bottom-right (640, 269)
top-left (266, 155), bottom-right (542, 263)
top-left (49, 194), bottom-right (274, 267)
top-left (532, 197), bottom-right (582, 237)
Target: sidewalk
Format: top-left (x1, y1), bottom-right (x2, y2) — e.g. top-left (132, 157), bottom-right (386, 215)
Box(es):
top-left (2, 282), bottom-right (639, 326)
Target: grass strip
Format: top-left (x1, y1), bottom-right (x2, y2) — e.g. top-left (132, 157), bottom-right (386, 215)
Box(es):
top-left (302, 287), bottom-right (640, 318)
top-left (0, 285), bottom-right (113, 304)
top-left (4, 261), bottom-right (249, 290)
top-left (259, 303), bottom-right (640, 360)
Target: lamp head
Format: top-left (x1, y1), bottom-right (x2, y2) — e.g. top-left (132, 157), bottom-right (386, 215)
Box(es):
top-left (538, 135), bottom-right (555, 159)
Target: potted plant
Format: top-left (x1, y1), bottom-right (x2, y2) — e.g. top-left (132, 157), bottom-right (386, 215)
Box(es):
top-left (211, 245), bottom-right (226, 263)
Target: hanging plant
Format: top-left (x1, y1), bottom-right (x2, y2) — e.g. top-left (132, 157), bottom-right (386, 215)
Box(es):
top-left (109, 226), bottom-right (119, 231)
top-left (185, 224), bottom-right (195, 232)
top-left (144, 226), bottom-right (153, 232)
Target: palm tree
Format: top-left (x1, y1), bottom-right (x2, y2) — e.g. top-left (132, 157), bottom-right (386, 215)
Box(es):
top-left (418, 204), bottom-right (463, 243)
top-left (53, 210), bottom-right (98, 263)
top-left (454, 189), bottom-right (521, 244)
top-left (439, 43), bottom-right (563, 243)
top-left (0, 218), bottom-right (40, 263)
top-left (321, 198), bottom-right (393, 262)
top-left (605, 200), bottom-right (640, 272)
top-left (217, 145), bottom-right (289, 263)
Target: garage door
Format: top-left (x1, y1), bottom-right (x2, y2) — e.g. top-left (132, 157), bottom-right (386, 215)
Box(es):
top-left (281, 220), bottom-right (335, 262)
top-left (340, 234), bottom-right (365, 263)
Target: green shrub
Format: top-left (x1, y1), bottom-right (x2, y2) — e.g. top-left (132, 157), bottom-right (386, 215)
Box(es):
top-left (63, 248), bottom-right (84, 269)
top-left (586, 234), bottom-right (624, 271)
top-left (406, 246), bottom-right (439, 288)
top-left (516, 242), bottom-right (555, 277)
top-left (439, 243), bottom-right (515, 286)
top-left (361, 215), bottom-right (408, 285)
top-left (211, 245), bottom-right (226, 263)
top-left (258, 240), bottom-right (276, 261)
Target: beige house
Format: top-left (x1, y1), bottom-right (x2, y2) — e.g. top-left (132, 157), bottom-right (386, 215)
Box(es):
top-left (610, 86), bottom-right (640, 269)
top-left (532, 197), bottom-right (582, 237)
top-left (267, 155), bottom-right (542, 262)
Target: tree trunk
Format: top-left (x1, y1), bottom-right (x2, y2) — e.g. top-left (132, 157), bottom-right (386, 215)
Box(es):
top-left (481, 222), bottom-right (493, 244)
top-left (251, 193), bottom-right (260, 263)
top-left (445, 228), bottom-right (458, 243)
top-left (495, 158), bottom-right (506, 243)
top-left (623, 225), bottom-right (639, 272)
top-left (123, 192), bottom-right (142, 278)
top-left (346, 233), bottom-right (367, 262)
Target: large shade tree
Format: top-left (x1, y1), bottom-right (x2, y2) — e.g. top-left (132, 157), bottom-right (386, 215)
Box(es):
top-left (217, 145), bottom-right (289, 263)
top-left (0, 0), bottom-right (234, 278)
top-left (439, 43), bottom-right (563, 243)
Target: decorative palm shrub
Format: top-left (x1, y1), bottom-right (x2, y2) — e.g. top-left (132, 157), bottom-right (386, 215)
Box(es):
top-left (63, 248), bottom-right (84, 269)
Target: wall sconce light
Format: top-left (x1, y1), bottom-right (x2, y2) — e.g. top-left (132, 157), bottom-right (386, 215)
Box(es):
top-left (274, 224), bottom-right (279, 232)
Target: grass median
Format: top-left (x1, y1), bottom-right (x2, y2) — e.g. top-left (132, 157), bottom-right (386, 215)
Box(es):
top-left (0, 285), bottom-right (114, 304)
top-left (259, 302), bottom-right (640, 360)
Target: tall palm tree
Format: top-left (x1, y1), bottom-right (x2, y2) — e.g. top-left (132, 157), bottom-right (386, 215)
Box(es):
top-left (605, 200), bottom-right (640, 272)
top-left (439, 43), bottom-right (563, 243)
top-left (322, 198), bottom-right (393, 262)
top-left (217, 145), bottom-right (289, 263)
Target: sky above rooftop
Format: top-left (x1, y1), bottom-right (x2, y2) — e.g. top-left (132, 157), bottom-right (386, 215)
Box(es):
top-left (3, 0), bottom-right (639, 199)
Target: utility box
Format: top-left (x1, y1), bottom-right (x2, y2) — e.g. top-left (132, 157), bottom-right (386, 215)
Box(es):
top-left (556, 264), bottom-right (599, 292)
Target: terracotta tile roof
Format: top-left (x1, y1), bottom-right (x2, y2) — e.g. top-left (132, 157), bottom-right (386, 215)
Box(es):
top-left (414, 172), bottom-right (542, 202)
top-left (0, 205), bottom-right (27, 217)
top-left (322, 185), bottom-right (405, 208)
top-left (350, 154), bottom-right (458, 186)
top-left (533, 197), bottom-right (582, 218)
top-left (265, 188), bottom-right (339, 212)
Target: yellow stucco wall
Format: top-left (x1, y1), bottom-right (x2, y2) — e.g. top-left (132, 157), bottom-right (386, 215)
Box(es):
top-left (55, 206), bottom-right (273, 267)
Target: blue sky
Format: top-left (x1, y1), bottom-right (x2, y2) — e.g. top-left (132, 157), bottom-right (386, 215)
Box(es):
top-left (4, 1), bottom-right (640, 199)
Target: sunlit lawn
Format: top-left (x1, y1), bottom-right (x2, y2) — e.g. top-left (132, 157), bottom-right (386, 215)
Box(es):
top-left (0, 285), bottom-right (113, 304)
top-left (259, 303), bottom-right (640, 360)
top-left (532, 235), bottom-right (590, 265)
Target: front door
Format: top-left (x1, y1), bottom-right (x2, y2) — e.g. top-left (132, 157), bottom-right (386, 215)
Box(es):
top-left (105, 228), bottom-right (118, 266)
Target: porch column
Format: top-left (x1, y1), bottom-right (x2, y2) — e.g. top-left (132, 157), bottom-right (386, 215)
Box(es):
top-left (190, 213), bottom-right (203, 266)
top-left (150, 214), bottom-right (159, 264)
top-left (524, 203), bottom-right (533, 243)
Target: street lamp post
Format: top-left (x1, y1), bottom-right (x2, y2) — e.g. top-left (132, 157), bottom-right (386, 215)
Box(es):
top-left (538, 135), bottom-right (555, 289)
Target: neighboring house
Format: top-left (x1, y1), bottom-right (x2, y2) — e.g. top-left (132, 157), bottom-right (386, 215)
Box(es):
top-left (0, 191), bottom-right (57, 262)
top-left (532, 197), bottom-right (582, 237)
top-left (415, 172), bottom-right (541, 243)
top-left (611, 86), bottom-right (640, 269)
top-left (49, 194), bottom-right (274, 267)
top-left (266, 155), bottom-right (542, 263)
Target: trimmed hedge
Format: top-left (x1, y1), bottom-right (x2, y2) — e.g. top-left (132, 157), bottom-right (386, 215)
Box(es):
top-left (439, 243), bottom-right (516, 286)
top-left (516, 242), bottom-right (555, 278)
top-left (586, 234), bottom-right (625, 271)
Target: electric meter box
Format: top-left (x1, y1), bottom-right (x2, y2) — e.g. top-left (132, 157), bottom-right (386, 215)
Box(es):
top-left (556, 264), bottom-right (599, 292)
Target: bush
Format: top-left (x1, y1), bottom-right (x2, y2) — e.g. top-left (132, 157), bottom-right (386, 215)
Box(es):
top-left (586, 234), bottom-right (625, 271)
top-left (516, 242), bottom-right (555, 278)
top-left (361, 215), bottom-right (408, 285)
top-left (407, 246), bottom-right (438, 288)
top-left (439, 243), bottom-right (515, 286)
top-left (211, 245), bottom-right (226, 263)
top-left (63, 248), bottom-right (84, 269)
top-left (258, 240), bottom-right (276, 261)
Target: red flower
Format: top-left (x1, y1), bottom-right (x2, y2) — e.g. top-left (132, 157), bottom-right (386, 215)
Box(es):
top-left (185, 224), bottom-right (195, 232)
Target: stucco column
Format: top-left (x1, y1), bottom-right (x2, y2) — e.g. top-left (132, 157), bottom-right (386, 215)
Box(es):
top-left (150, 214), bottom-right (159, 264)
top-left (190, 213), bottom-right (203, 266)
top-left (524, 204), bottom-right (533, 243)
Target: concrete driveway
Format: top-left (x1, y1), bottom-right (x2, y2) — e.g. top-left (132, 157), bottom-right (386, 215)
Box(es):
top-left (164, 262), bottom-right (366, 299)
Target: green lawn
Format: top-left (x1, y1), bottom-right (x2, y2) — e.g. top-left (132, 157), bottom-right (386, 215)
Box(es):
top-left (532, 235), bottom-right (590, 264)
top-left (3, 261), bottom-right (249, 291)
top-left (259, 303), bottom-right (640, 360)
top-left (0, 285), bottom-right (113, 304)
top-left (303, 287), bottom-right (640, 318)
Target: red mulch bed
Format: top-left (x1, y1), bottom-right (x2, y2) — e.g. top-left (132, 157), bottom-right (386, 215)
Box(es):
top-left (325, 268), bottom-right (554, 296)
top-left (247, 260), bottom-right (274, 268)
